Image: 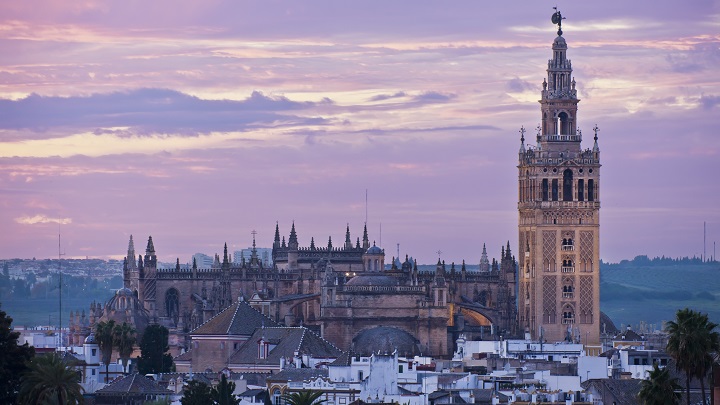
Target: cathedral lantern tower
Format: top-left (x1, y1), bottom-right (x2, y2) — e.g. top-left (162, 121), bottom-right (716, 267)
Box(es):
top-left (517, 10), bottom-right (601, 351)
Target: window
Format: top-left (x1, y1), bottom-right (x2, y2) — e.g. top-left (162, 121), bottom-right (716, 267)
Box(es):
top-left (563, 169), bottom-right (573, 201)
top-left (578, 179), bottom-right (584, 201)
top-left (588, 179), bottom-right (595, 201)
top-left (552, 179), bottom-right (559, 201)
top-left (165, 288), bottom-right (180, 326)
top-left (92, 349), bottom-right (97, 356)
top-left (542, 179), bottom-right (549, 201)
top-left (399, 365), bottom-right (404, 373)
top-left (358, 371), bottom-right (364, 381)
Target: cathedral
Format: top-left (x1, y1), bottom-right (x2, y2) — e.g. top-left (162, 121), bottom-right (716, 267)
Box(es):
top-left (68, 12), bottom-right (603, 358)
top-left (97, 223), bottom-right (517, 358)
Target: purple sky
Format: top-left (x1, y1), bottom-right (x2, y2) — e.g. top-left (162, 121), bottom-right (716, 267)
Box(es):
top-left (1, 1), bottom-right (718, 264)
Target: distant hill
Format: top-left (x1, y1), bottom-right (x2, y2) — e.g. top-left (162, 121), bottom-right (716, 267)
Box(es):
top-left (600, 256), bottom-right (720, 329)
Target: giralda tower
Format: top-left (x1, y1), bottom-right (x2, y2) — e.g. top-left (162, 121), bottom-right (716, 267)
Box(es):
top-left (517, 10), bottom-right (601, 350)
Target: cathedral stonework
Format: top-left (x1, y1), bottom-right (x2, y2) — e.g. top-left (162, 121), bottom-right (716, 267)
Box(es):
top-left (517, 13), bottom-right (601, 351)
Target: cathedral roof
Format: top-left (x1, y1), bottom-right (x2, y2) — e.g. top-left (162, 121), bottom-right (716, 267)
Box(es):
top-left (190, 299), bottom-right (278, 336)
top-left (228, 327), bottom-right (342, 366)
top-left (351, 326), bottom-right (420, 357)
top-left (95, 373), bottom-right (172, 396)
top-left (344, 273), bottom-right (398, 287)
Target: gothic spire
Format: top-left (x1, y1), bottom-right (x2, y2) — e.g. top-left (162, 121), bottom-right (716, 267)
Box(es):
top-left (480, 243), bottom-right (490, 272)
top-left (146, 236), bottom-right (155, 255)
top-left (345, 224), bottom-right (352, 249)
top-left (274, 222), bottom-right (281, 248)
top-left (362, 223), bottom-right (369, 250)
top-left (126, 235), bottom-right (137, 270)
top-left (289, 221), bottom-right (298, 248)
top-left (223, 243), bottom-right (229, 265)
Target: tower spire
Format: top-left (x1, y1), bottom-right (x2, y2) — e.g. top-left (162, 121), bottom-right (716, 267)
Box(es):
top-left (345, 224), bottom-right (352, 249)
top-left (274, 222), bottom-right (281, 248)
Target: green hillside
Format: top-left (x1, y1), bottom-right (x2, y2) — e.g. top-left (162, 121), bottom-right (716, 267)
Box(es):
top-left (600, 258), bottom-right (720, 328)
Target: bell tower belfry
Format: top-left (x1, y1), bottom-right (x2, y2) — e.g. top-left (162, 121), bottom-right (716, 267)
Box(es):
top-left (517, 10), bottom-right (601, 351)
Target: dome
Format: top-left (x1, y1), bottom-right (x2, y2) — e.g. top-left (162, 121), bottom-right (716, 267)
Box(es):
top-left (365, 244), bottom-right (383, 255)
top-left (103, 287), bottom-right (150, 336)
top-left (352, 326), bottom-right (421, 357)
top-left (553, 35), bottom-right (567, 48)
top-left (115, 287), bottom-right (134, 297)
top-left (345, 273), bottom-right (398, 287)
top-left (84, 333), bottom-right (97, 344)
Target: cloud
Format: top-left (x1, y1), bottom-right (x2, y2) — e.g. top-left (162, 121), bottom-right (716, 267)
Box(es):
top-left (506, 78), bottom-right (537, 93)
top-left (369, 91), bottom-right (407, 102)
top-left (0, 89), bottom-right (330, 136)
top-left (699, 94), bottom-right (720, 109)
top-left (412, 91), bottom-right (456, 103)
top-left (16, 215), bottom-right (72, 225)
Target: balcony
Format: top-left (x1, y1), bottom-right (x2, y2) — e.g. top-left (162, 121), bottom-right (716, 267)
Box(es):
top-left (540, 201), bottom-right (600, 209)
top-left (562, 318), bottom-right (575, 325)
top-left (561, 245), bottom-right (574, 251)
top-left (546, 134), bottom-right (581, 142)
top-left (562, 266), bottom-right (575, 273)
top-left (562, 292), bottom-right (574, 299)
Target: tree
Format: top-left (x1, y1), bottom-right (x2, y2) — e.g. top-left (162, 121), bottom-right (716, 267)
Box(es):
top-left (113, 322), bottom-right (137, 375)
top-left (18, 353), bottom-right (84, 405)
top-left (181, 380), bottom-right (214, 405)
top-left (666, 308), bottom-right (720, 405)
top-left (137, 324), bottom-right (174, 374)
top-left (212, 373), bottom-right (240, 405)
top-left (281, 390), bottom-right (326, 405)
top-left (638, 364), bottom-right (681, 405)
top-left (0, 307), bottom-right (35, 404)
top-left (95, 320), bottom-right (116, 383)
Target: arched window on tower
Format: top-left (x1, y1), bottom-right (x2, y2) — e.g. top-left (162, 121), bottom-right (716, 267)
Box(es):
top-left (165, 288), bottom-right (180, 326)
top-left (562, 304), bottom-right (575, 325)
top-left (558, 112), bottom-right (570, 135)
top-left (563, 169), bottom-right (573, 201)
top-left (552, 179), bottom-right (559, 201)
top-left (578, 179), bottom-right (585, 201)
top-left (588, 179), bottom-right (595, 201)
top-left (542, 179), bottom-right (549, 201)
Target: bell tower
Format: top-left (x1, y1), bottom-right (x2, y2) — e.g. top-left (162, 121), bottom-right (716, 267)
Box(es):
top-left (517, 10), bottom-right (601, 351)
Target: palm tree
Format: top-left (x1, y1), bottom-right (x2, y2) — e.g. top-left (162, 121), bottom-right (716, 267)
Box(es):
top-left (18, 353), bottom-right (84, 404)
top-left (113, 322), bottom-right (137, 375)
top-left (666, 308), bottom-right (720, 405)
top-left (637, 363), bottom-right (681, 405)
top-left (281, 390), bottom-right (326, 405)
top-left (689, 313), bottom-right (719, 405)
top-left (95, 320), bottom-right (116, 383)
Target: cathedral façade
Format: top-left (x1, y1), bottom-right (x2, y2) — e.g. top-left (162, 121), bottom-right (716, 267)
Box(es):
top-left (102, 222), bottom-right (518, 358)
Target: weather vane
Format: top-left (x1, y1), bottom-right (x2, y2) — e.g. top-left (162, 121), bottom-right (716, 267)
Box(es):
top-left (519, 126), bottom-right (526, 144)
top-left (551, 7), bottom-right (566, 36)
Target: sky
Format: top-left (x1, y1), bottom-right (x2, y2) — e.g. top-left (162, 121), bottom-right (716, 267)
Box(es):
top-left (0, 1), bottom-right (718, 265)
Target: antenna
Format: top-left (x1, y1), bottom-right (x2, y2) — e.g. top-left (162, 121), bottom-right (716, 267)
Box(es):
top-left (379, 223), bottom-right (382, 248)
top-left (58, 227), bottom-right (66, 350)
top-left (704, 221), bottom-right (706, 262)
top-left (397, 243), bottom-right (400, 261)
top-left (365, 189), bottom-right (368, 224)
